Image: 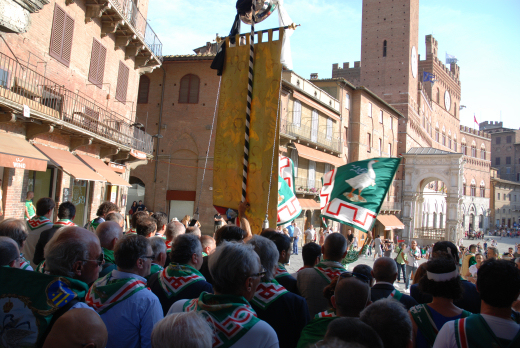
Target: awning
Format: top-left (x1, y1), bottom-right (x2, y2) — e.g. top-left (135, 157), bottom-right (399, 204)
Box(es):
top-left (299, 198), bottom-right (320, 209)
top-left (0, 133), bottom-right (49, 171)
top-left (76, 154), bottom-right (131, 187)
top-left (376, 214), bottom-right (405, 230)
top-left (294, 143), bottom-right (345, 168)
top-left (34, 144), bottom-right (105, 182)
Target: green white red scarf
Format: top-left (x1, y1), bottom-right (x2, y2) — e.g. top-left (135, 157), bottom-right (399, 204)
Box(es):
top-left (314, 260), bottom-right (347, 283)
top-left (388, 289), bottom-right (403, 301)
top-left (26, 216), bottom-right (53, 232)
top-left (274, 262), bottom-right (290, 279)
top-left (183, 292), bottom-right (260, 348)
top-left (126, 228), bottom-right (136, 235)
top-left (165, 240), bottom-right (172, 253)
top-left (159, 263), bottom-right (206, 297)
top-left (86, 271), bottom-right (147, 315)
top-left (54, 218), bottom-right (75, 228)
top-left (36, 260), bottom-right (45, 273)
top-left (314, 308), bottom-right (337, 319)
top-left (19, 256), bottom-right (32, 270)
top-left (250, 279), bottom-right (288, 309)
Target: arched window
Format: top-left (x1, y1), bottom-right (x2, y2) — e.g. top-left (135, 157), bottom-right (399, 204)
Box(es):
top-left (453, 134), bottom-right (457, 152)
top-left (383, 40), bottom-right (387, 57)
top-left (454, 102), bottom-right (457, 118)
top-left (442, 127), bottom-right (446, 146)
top-left (481, 144), bottom-right (486, 160)
top-left (463, 178), bottom-right (467, 195)
top-left (436, 88), bottom-right (440, 103)
top-left (179, 74), bottom-right (200, 104)
top-left (435, 124), bottom-right (440, 142)
top-left (137, 75), bottom-right (150, 104)
top-left (480, 181), bottom-right (485, 197)
top-left (433, 212), bottom-right (437, 228)
top-left (461, 138), bottom-right (467, 155)
top-left (439, 212), bottom-right (444, 229)
top-left (470, 179), bottom-right (476, 197)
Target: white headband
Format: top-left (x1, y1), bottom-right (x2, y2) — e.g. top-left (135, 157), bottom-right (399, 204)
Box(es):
top-left (426, 269), bottom-right (459, 282)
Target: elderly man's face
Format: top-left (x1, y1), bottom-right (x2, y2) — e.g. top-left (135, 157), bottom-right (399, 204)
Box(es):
top-left (487, 248), bottom-right (495, 259)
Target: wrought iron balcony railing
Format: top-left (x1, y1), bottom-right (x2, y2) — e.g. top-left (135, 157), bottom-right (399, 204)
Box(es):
top-left (413, 227), bottom-right (446, 240)
top-left (280, 116), bottom-right (342, 153)
top-left (295, 176), bottom-right (322, 194)
top-left (0, 51), bottom-right (153, 154)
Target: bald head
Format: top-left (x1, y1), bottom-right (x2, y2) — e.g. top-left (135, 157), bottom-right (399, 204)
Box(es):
top-left (373, 257), bottom-right (398, 283)
top-left (43, 308), bottom-right (107, 348)
top-left (323, 233), bottom-right (348, 261)
top-left (45, 226), bottom-right (102, 284)
top-left (186, 226), bottom-right (201, 237)
top-left (333, 276), bottom-right (371, 317)
top-left (165, 220), bottom-right (185, 241)
top-left (96, 221), bottom-right (123, 250)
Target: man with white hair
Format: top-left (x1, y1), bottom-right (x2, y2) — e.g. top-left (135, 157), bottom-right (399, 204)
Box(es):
top-left (96, 221), bottom-right (123, 278)
top-left (0, 236), bottom-right (21, 268)
top-left (168, 242), bottom-right (279, 348)
top-left (147, 236), bottom-right (167, 279)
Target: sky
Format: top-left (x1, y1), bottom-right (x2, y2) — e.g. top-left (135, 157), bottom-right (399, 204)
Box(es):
top-left (146, 0), bottom-right (520, 129)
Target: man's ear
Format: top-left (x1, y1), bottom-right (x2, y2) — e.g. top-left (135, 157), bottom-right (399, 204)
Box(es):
top-left (72, 260), bottom-right (83, 276)
top-left (191, 253), bottom-right (198, 265)
top-left (331, 295), bottom-right (337, 309)
top-left (9, 259), bottom-right (17, 268)
top-left (314, 256), bottom-right (320, 266)
top-left (110, 238), bottom-right (118, 250)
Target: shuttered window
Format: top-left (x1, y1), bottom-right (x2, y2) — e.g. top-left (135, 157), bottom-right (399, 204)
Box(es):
top-left (49, 4), bottom-right (74, 67)
top-left (115, 61), bottom-right (130, 103)
top-left (137, 75), bottom-right (150, 104)
top-left (88, 38), bottom-right (107, 87)
top-left (179, 74), bottom-right (200, 104)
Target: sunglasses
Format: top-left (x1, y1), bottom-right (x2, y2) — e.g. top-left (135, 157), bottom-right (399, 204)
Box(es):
top-left (82, 252), bottom-right (105, 267)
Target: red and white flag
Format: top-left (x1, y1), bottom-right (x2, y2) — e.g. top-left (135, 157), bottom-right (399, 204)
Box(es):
top-left (474, 114), bottom-right (478, 126)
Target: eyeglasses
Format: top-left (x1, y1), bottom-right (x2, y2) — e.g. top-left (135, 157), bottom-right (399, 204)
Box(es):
top-left (338, 271), bottom-right (371, 284)
top-left (82, 252), bottom-right (105, 267)
top-left (250, 267), bottom-right (267, 278)
top-left (140, 254), bottom-right (155, 261)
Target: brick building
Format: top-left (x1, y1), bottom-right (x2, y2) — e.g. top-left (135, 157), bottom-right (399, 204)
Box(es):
top-left (0, 0), bottom-right (161, 225)
top-left (480, 121), bottom-right (520, 182)
top-left (490, 168), bottom-right (520, 229)
top-left (331, 0), bottom-right (491, 242)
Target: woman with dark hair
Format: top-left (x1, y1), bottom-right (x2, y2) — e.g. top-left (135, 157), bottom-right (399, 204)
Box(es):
top-left (408, 256), bottom-right (471, 348)
top-left (128, 201), bottom-right (137, 215)
top-left (412, 263), bottom-right (427, 285)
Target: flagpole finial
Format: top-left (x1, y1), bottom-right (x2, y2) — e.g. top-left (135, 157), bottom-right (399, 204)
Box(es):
top-left (262, 214), bottom-right (269, 229)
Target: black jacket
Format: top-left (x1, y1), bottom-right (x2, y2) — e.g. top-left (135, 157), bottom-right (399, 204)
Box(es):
top-left (371, 283), bottom-right (418, 310)
top-left (276, 274), bottom-right (300, 295)
top-left (33, 226), bottom-right (61, 265)
top-left (147, 270), bottom-right (213, 316)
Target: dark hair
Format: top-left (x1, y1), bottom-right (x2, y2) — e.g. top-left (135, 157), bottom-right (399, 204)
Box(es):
top-left (136, 217), bottom-right (157, 237)
top-left (468, 244), bottom-right (477, 253)
top-left (114, 234), bottom-right (149, 269)
top-left (58, 201), bottom-right (76, 220)
top-left (353, 264), bottom-right (373, 286)
top-left (131, 211), bottom-right (149, 228)
top-left (432, 241), bottom-right (459, 263)
top-left (268, 233), bottom-right (291, 255)
top-left (260, 230), bottom-right (278, 240)
top-left (477, 259), bottom-right (520, 308)
top-left (302, 242), bottom-right (322, 267)
top-left (132, 201), bottom-right (137, 206)
top-left (412, 263), bottom-right (427, 285)
top-left (214, 225), bottom-right (247, 246)
top-left (171, 234), bottom-right (202, 264)
top-left (96, 202), bottom-right (119, 217)
top-left (325, 317), bottom-right (383, 348)
top-left (36, 197), bottom-right (55, 216)
top-left (418, 256), bottom-right (463, 300)
top-left (324, 233), bottom-right (348, 260)
top-left (152, 212), bottom-right (168, 231)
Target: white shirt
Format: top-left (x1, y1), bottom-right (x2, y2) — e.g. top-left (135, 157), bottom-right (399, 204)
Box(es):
top-left (293, 226), bottom-right (301, 238)
top-left (408, 247), bottom-right (421, 268)
top-left (168, 300), bottom-right (279, 348)
top-left (433, 314), bottom-right (520, 348)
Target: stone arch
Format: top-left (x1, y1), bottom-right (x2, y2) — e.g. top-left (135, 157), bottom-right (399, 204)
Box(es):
top-left (168, 132), bottom-right (200, 156)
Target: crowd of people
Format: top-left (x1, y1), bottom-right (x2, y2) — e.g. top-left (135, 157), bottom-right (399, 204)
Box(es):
top-left (0, 197), bottom-right (519, 348)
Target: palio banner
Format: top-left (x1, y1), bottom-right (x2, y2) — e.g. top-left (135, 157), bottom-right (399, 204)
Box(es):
top-left (319, 158), bottom-right (401, 233)
top-left (277, 156), bottom-right (301, 225)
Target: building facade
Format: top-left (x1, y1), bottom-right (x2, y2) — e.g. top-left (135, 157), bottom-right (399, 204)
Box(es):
top-left (490, 168), bottom-right (520, 229)
top-left (480, 121), bottom-right (520, 182)
top-left (0, 0), bottom-right (161, 225)
top-left (331, 0), bottom-right (491, 243)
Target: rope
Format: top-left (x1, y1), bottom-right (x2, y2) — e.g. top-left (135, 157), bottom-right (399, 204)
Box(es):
top-left (241, 1), bottom-right (256, 202)
top-left (193, 76), bottom-right (222, 217)
top-left (265, 68), bottom-right (284, 222)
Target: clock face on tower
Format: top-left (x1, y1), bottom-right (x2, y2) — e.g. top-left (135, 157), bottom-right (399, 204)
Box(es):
top-left (444, 91), bottom-right (451, 111)
top-left (411, 46), bottom-right (418, 79)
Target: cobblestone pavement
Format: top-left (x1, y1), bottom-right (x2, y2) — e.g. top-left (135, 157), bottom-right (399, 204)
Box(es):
top-left (284, 236), bottom-right (519, 293)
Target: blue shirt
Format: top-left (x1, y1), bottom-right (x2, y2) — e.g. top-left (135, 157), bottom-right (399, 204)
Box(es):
top-left (99, 270), bottom-right (163, 348)
top-left (287, 225), bottom-right (294, 237)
